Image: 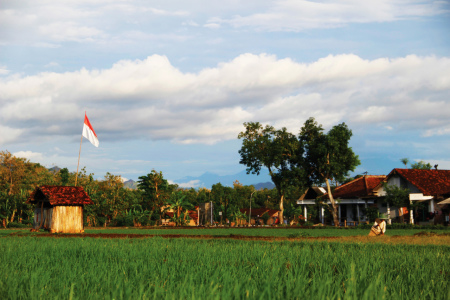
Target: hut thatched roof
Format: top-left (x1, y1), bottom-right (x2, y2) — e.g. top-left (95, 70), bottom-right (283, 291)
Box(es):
top-left (27, 185), bottom-right (93, 206)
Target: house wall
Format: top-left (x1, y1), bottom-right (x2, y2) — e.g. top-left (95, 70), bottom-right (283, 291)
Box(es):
top-left (376, 175), bottom-right (421, 196)
top-left (377, 202), bottom-right (401, 220)
top-left (51, 206), bottom-right (84, 233)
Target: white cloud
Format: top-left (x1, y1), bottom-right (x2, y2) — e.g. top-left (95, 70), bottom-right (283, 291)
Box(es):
top-left (13, 150), bottom-right (44, 162)
top-left (219, 0), bottom-right (449, 31)
top-left (0, 125), bottom-right (23, 144)
top-left (44, 62), bottom-right (60, 68)
top-left (177, 180), bottom-right (202, 188)
top-left (0, 65), bottom-right (9, 75)
top-left (0, 1), bottom-right (191, 46)
top-left (0, 53), bottom-right (449, 145)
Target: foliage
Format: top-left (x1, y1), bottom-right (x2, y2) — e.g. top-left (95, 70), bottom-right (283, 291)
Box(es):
top-left (382, 183), bottom-right (410, 208)
top-left (260, 212), bottom-right (270, 224)
top-left (283, 201), bottom-right (303, 224)
top-left (411, 160), bottom-right (432, 170)
top-left (297, 118), bottom-right (360, 226)
top-left (231, 208), bottom-right (248, 225)
top-left (362, 206), bottom-right (379, 222)
top-left (165, 191), bottom-right (194, 226)
top-left (1, 237), bottom-right (448, 299)
top-left (238, 122), bottom-right (305, 223)
top-left (137, 170), bottom-right (174, 211)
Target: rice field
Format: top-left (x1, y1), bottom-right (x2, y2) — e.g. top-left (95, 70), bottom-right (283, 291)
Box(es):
top-left (1, 230), bottom-right (449, 299)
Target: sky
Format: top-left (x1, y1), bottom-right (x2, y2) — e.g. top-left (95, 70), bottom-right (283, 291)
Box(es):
top-left (1, 0), bottom-right (450, 188)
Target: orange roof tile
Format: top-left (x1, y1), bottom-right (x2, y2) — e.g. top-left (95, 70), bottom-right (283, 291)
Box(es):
top-left (27, 185), bottom-right (93, 206)
top-left (390, 168), bottom-right (450, 196)
top-left (332, 175), bottom-right (386, 198)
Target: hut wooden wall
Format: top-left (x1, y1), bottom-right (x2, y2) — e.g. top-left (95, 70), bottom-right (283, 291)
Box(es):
top-left (34, 207), bottom-right (53, 229)
top-left (51, 206), bottom-right (84, 233)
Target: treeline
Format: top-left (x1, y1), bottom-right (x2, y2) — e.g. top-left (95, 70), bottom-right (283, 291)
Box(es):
top-left (0, 150), bottom-right (307, 228)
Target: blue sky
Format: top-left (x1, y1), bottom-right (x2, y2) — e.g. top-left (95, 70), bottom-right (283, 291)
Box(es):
top-left (1, 0), bottom-right (450, 187)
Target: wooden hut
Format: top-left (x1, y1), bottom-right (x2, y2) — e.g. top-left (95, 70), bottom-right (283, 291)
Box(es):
top-left (27, 185), bottom-right (93, 233)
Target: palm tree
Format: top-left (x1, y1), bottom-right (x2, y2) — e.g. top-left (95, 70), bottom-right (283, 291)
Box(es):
top-left (165, 191), bottom-right (194, 226)
top-left (400, 158), bottom-right (409, 168)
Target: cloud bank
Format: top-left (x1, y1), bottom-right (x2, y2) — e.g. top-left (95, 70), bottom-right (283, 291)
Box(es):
top-left (1, 53), bottom-right (449, 146)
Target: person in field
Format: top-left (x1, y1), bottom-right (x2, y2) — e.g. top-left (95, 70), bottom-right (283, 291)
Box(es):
top-left (368, 218), bottom-right (386, 236)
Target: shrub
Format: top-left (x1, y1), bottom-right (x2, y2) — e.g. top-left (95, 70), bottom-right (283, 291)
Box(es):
top-left (7, 222), bottom-right (30, 228)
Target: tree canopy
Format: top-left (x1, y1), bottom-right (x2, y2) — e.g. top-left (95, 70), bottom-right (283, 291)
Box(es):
top-left (297, 118), bottom-right (360, 226)
top-left (238, 122), bottom-right (304, 223)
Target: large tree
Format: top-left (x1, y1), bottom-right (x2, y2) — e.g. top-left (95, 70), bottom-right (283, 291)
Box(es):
top-left (238, 122), bottom-right (302, 224)
top-left (137, 170), bottom-right (173, 211)
top-left (298, 118), bottom-right (360, 226)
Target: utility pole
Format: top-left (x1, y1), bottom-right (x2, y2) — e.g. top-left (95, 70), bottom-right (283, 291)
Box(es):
top-left (249, 191), bottom-right (256, 227)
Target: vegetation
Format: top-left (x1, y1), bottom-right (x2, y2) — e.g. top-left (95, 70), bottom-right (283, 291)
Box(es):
top-left (238, 122), bottom-right (303, 224)
top-left (0, 150), bottom-right (303, 228)
top-left (0, 236), bottom-right (448, 299)
top-left (399, 158), bottom-right (433, 170)
top-left (297, 117), bottom-right (360, 227)
top-left (411, 160), bottom-right (433, 170)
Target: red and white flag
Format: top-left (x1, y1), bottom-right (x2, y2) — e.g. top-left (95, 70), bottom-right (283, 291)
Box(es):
top-left (82, 113), bottom-right (99, 147)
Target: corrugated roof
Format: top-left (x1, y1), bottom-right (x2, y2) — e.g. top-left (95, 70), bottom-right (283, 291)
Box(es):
top-left (332, 175), bottom-right (386, 199)
top-left (390, 168), bottom-right (450, 196)
top-left (27, 185), bottom-right (93, 206)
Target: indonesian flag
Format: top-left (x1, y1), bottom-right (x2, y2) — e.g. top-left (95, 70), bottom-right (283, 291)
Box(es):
top-left (82, 113), bottom-right (99, 147)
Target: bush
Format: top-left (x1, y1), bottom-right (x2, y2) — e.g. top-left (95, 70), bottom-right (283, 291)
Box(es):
top-left (7, 222), bottom-right (30, 228)
top-left (385, 223), bottom-right (448, 230)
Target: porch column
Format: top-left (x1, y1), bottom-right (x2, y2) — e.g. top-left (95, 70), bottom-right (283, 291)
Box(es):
top-left (321, 207), bottom-right (324, 224)
top-left (338, 205), bottom-right (341, 224)
top-left (364, 201), bottom-right (368, 221)
top-left (304, 205), bottom-right (307, 221)
top-left (386, 202), bottom-right (391, 225)
top-left (429, 200), bottom-right (435, 213)
top-left (410, 201), bottom-right (414, 224)
top-left (357, 204), bottom-right (360, 222)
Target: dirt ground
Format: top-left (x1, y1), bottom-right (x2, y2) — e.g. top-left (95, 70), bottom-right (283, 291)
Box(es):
top-left (5, 231), bottom-right (450, 245)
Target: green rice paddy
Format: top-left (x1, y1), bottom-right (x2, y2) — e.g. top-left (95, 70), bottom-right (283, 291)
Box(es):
top-left (1, 228), bottom-right (449, 299)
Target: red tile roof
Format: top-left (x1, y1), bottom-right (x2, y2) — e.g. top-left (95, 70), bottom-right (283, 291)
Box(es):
top-left (389, 168), bottom-right (450, 196)
top-left (331, 175), bottom-right (386, 199)
top-left (27, 185), bottom-right (93, 206)
top-left (240, 208), bottom-right (279, 217)
top-left (163, 211), bottom-right (198, 220)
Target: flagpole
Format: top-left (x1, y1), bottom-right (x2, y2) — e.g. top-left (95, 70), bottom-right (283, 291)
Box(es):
top-left (75, 133), bottom-right (83, 187)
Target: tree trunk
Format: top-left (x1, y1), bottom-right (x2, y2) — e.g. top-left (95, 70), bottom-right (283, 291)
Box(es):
top-left (279, 194), bottom-right (284, 225)
top-left (10, 209), bottom-right (16, 223)
top-left (325, 178), bottom-right (340, 227)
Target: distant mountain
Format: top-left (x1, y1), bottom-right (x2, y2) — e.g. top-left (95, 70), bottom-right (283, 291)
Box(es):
top-left (48, 166), bottom-right (61, 173)
top-left (252, 182), bottom-right (275, 190)
top-left (173, 170), bottom-right (274, 189)
top-left (123, 179), bottom-right (138, 190)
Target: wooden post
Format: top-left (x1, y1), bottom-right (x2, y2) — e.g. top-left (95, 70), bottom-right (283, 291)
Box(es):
top-left (75, 134), bottom-right (83, 187)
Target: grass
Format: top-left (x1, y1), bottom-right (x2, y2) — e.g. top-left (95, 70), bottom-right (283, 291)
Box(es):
top-left (1, 234), bottom-right (449, 299)
top-left (2, 226), bottom-right (450, 238)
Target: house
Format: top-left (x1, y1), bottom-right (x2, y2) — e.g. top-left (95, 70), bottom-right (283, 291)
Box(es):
top-left (240, 208), bottom-right (279, 225)
top-left (330, 175), bottom-right (386, 224)
top-left (27, 185), bottom-right (93, 233)
top-left (161, 207), bottom-right (199, 226)
top-left (297, 176), bottom-right (386, 225)
top-left (297, 187), bottom-right (326, 223)
top-left (374, 168), bottom-right (450, 224)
